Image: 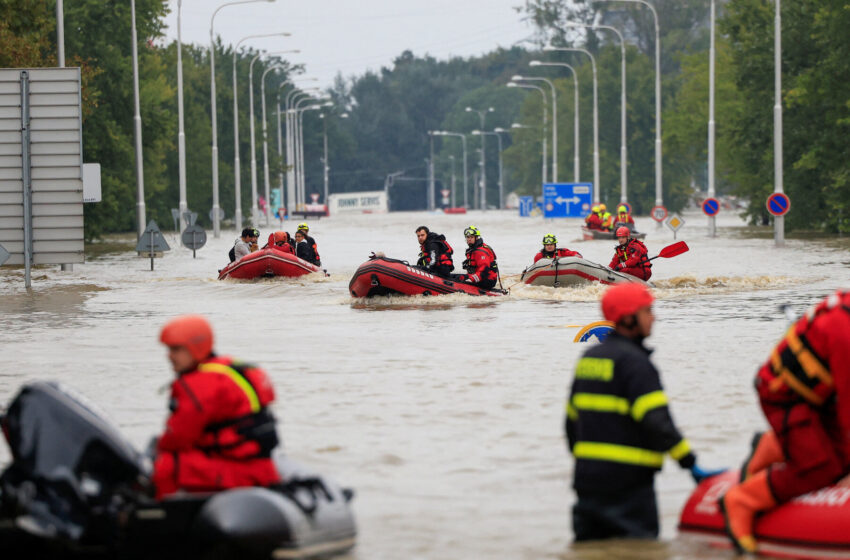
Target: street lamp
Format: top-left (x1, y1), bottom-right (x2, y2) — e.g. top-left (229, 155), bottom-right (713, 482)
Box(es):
top-left (285, 88), bottom-right (320, 209)
top-left (562, 21), bottom-right (628, 202)
top-left (130, 0), bottom-right (144, 236)
top-left (529, 61), bottom-right (581, 183)
top-left (774, 0), bottom-right (784, 246)
top-left (541, 47), bottom-right (599, 203)
top-left (176, 0), bottom-right (187, 233)
top-left (473, 130), bottom-right (505, 209)
top-left (210, 0), bottom-right (277, 238)
top-left (465, 106), bottom-right (494, 210)
top-left (595, 0), bottom-right (663, 209)
top-left (448, 155), bottom-right (456, 207)
top-left (279, 79), bottom-right (318, 212)
top-left (506, 82), bottom-right (548, 184)
top-left (708, 0), bottom-right (716, 237)
top-left (232, 32), bottom-right (290, 231)
top-left (318, 112), bottom-right (348, 206)
top-left (260, 63), bottom-right (289, 225)
top-left (295, 101), bottom-right (332, 205)
top-left (515, 73), bottom-right (558, 183)
top-left (432, 131), bottom-right (468, 208)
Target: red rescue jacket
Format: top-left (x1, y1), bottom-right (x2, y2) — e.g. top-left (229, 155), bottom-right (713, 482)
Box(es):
top-left (461, 239), bottom-right (499, 286)
top-left (609, 239), bottom-right (651, 271)
top-left (534, 247), bottom-right (583, 262)
top-left (585, 213), bottom-right (603, 230)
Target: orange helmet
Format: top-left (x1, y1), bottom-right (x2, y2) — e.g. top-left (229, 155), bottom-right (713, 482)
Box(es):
top-left (273, 231), bottom-right (289, 245)
top-left (615, 226), bottom-right (631, 238)
top-left (602, 284), bottom-right (654, 324)
top-left (160, 315), bottom-right (214, 361)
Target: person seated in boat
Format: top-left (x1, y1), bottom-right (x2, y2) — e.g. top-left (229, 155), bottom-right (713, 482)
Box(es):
top-left (720, 290), bottom-right (850, 554)
top-left (614, 204), bottom-right (636, 230)
top-left (294, 230), bottom-right (320, 266)
top-left (601, 211), bottom-right (615, 232)
top-left (452, 226), bottom-right (499, 291)
top-left (533, 233), bottom-right (583, 262)
top-left (609, 227), bottom-right (652, 281)
top-left (567, 284), bottom-right (722, 541)
top-left (153, 315), bottom-right (281, 500)
top-left (229, 227), bottom-right (260, 262)
top-left (296, 222), bottom-right (321, 266)
top-left (263, 231), bottom-right (294, 254)
top-left (585, 205), bottom-right (604, 230)
top-left (415, 226), bottom-right (454, 277)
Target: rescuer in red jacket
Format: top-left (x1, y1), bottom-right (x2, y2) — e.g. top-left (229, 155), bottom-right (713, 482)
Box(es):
top-left (609, 227), bottom-right (652, 281)
top-left (263, 231), bottom-right (294, 253)
top-left (720, 290), bottom-right (850, 554)
top-left (533, 233), bottom-right (582, 262)
top-left (153, 315), bottom-right (281, 499)
top-left (453, 225), bottom-right (499, 291)
top-left (585, 205), bottom-right (604, 230)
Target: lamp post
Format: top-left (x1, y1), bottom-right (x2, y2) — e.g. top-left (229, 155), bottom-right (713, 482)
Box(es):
top-left (295, 101), bottom-right (331, 205)
top-left (432, 131), bottom-right (468, 208)
top-left (506, 82), bottom-right (548, 184)
top-left (279, 80), bottom-right (318, 212)
top-left (210, 0), bottom-right (275, 238)
top-left (514, 74), bottom-right (557, 183)
top-left (285, 88), bottom-right (319, 209)
top-left (448, 155), bottom-right (456, 207)
top-left (231, 32), bottom-right (290, 231)
top-left (542, 47), bottom-right (599, 203)
top-left (427, 131), bottom-right (435, 210)
top-left (596, 0), bottom-right (662, 209)
top-left (708, 0), bottom-right (716, 237)
top-left (774, 0), bottom-right (784, 246)
top-left (474, 130), bottom-right (505, 209)
top-left (260, 64), bottom-right (288, 225)
top-left (465, 106), bottom-right (494, 210)
top-left (529, 61), bottom-right (580, 183)
top-left (176, 0), bottom-right (188, 232)
top-left (130, 0), bottom-right (145, 236)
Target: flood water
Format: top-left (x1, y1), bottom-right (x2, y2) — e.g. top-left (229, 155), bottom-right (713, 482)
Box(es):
top-left (1, 209), bottom-right (848, 559)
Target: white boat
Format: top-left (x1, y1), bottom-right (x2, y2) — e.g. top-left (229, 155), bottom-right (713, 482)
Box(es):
top-left (520, 256), bottom-right (651, 287)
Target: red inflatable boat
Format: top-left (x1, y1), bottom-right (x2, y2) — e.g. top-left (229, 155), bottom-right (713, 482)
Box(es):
top-left (679, 470), bottom-right (850, 559)
top-left (218, 247), bottom-right (321, 280)
top-left (348, 256), bottom-right (505, 298)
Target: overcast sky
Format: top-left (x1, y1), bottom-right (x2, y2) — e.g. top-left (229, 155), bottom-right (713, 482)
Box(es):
top-left (162, 0), bottom-right (538, 88)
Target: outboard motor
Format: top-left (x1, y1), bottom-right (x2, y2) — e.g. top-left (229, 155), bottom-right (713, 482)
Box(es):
top-left (0, 382), bottom-right (149, 548)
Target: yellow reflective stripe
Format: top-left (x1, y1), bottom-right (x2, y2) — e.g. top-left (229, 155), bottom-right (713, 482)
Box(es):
top-left (573, 442), bottom-right (664, 468)
top-left (566, 402), bottom-right (579, 421)
top-left (669, 438), bottom-right (692, 460)
top-left (198, 362), bottom-right (261, 412)
top-left (575, 358), bottom-right (614, 382)
top-left (572, 393), bottom-right (630, 415)
top-left (631, 391), bottom-right (668, 422)
top-left (785, 328), bottom-right (832, 386)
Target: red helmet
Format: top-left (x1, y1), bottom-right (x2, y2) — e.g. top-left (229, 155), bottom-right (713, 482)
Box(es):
top-left (601, 284), bottom-right (654, 324)
top-left (615, 226), bottom-right (631, 238)
top-left (273, 231), bottom-right (289, 245)
top-left (160, 315), bottom-right (214, 361)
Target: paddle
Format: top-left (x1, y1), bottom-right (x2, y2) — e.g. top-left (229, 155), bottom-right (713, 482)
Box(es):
top-left (648, 240), bottom-right (689, 261)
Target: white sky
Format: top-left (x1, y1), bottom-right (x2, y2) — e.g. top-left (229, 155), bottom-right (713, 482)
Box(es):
top-left (162, 0), bottom-right (538, 89)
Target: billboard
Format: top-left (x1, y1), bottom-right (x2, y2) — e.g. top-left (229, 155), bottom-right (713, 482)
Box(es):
top-left (328, 191), bottom-right (388, 215)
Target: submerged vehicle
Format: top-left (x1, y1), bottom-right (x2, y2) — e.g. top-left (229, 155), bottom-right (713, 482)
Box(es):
top-left (218, 247), bottom-right (322, 280)
top-left (0, 382), bottom-right (356, 559)
top-left (520, 256), bottom-right (650, 287)
top-left (349, 255), bottom-right (505, 298)
top-left (679, 470), bottom-right (850, 559)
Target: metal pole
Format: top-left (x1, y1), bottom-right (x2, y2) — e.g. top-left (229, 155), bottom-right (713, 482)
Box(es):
top-left (496, 132), bottom-right (503, 209)
top-left (428, 132), bottom-right (435, 210)
top-left (522, 77), bottom-right (558, 183)
top-left (261, 71), bottom-right (271, 224)
top-left (449, 155), bottom-right (456, 207)
top-left (323, 114), bottom-right (329, 204)
top-left (461, 135), bottom-right (468, 208)
top-left (131, 0), bottom-right (145, 237)
top-left (232, 47), bottom-right (243, 230)
top-left (479, 114), bottom-right (486, 209)
top-left (708, 0), bottom-right (716, 237)
top-left (209, 10), bottom-right (220, 237)
top-left (56, 0), bottom-right (64, 67)
top-left (249, 54), bottom-right (260, 225)
top-left (177, 0), bottom-right (187, 232)
top-left (276, 95), bottom-right (284, 221)
top-left (774, 0), bottom-right (784, 246)
top-left (21, 71), bottom-right (32, 288)
top-left (509, 82), bottom-right (548, 185)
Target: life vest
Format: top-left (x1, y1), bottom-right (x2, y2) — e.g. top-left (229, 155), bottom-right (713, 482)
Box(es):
top-left (418, 233), bottom-right (454, 270)
top-left (463, 240), bottom-right (498, 272)
top-left (535, 247), bottom-right (582, 262)
top-left (601, 213), bottom-right (615, 230)
top-left (191, 359), bottom-right (279, 460)
top-left (760, 292), bottom-right (850, 406)
top-left (613, 239), bottom-right (651, 270)
top-left (306, 234), bottom-right (320, 264)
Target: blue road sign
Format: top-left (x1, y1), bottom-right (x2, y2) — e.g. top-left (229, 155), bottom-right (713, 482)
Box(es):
top-left (766, 192), bottom-right (791, 217)
top-left (518, 196), bottom-right (535, 217)
top-left (702, 197), bottom-right (720, 217)
top-left (543, 183), bottom-right (593, 218)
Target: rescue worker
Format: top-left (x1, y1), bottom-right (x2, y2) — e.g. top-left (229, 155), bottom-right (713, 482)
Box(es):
top-left (294, 230), bottom-right (319, 265)
top-left (720, 290), bottom-right (850, 554)
top-left (229, 227), bottom-right (260, 262)
top-left (609, 227), bottom-right (652, 281)
top-left (533, 233), bottom-right (583, 262)
top-left (566, 283), bottom-right (722, 541)
top-left (415, 225), bottom-right (454, 277)
top-left (153, 315), bottom-right (281, 500)
top-left (453, 225), bottom-right (499, 291)
top-left (615, 204), bottom-right (635, 228)
top-left (296, 222), bottom-right (321, 266)
top-left (263, 231), bottom-right (294, 253)
top-left (601, 211), bottom-right (615, 232)
top-left (585, 205), bottom-right (603, 231)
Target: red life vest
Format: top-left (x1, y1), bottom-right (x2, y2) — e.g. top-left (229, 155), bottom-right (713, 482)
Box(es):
top-left (462, 240), bottom-right (498, 284)
top-left (611, 239), bottom-right (651, 271)
top-left (534, 247), bottom-right (582, 262)
top-left (758, 292), bottom-right (850, 406)
top-left (418, 233), bottom-right (454, 270)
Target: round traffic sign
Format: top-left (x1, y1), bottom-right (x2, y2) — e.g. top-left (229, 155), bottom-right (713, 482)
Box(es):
top-left (620, 202), bottom-right (632, 215)
top-left (208, 207), bottom-right (225, 222)
top-left (181, 224), bottom-right (207, 250)
top-left (702, 197), bottom-right (720, 217)
top-left (766, 193), bottom-right (791, 217)
top-left (651, 205), bottom-right (668, 222)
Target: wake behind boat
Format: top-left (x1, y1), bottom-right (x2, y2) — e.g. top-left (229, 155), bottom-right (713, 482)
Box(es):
top-left (218, 247), bottom-right (322, 280)
top-left (520, 256), bottom-right (650, 287)
top-left (349, 255), bottom-right (505, 298)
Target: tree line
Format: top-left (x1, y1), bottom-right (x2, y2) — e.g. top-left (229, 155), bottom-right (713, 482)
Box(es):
top-left (1, 0), bottom-right (847, 236)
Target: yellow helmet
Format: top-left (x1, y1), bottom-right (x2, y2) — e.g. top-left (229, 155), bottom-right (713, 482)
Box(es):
top-left (463, 225), bottom-right (481, 237)
top-left (297, 222), bottom-right (309, 232)
top-left (599, 203), bottom-right (607, 212)
top-left (591, 204), bottom-right (600, 213)
top-left (617, 205), bottom-right (628, 214)
top-left (542, 233), bottom-right (557, 245)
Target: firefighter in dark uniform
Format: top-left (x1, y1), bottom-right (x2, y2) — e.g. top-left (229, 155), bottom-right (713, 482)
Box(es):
top-left (453, 225), bottom-right (499, 291)
top-left (415, 225), bottom-right (454, 278)
top-left (566, 283), bottom-right (722, 541)
top-left (296, 222), bottom-right (321, 266)
top-left (721, 290), bottom-right (850, 554)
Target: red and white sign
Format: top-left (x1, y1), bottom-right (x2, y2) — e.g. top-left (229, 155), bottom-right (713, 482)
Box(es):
top-left (651, 205), bottom-right (668, 222)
